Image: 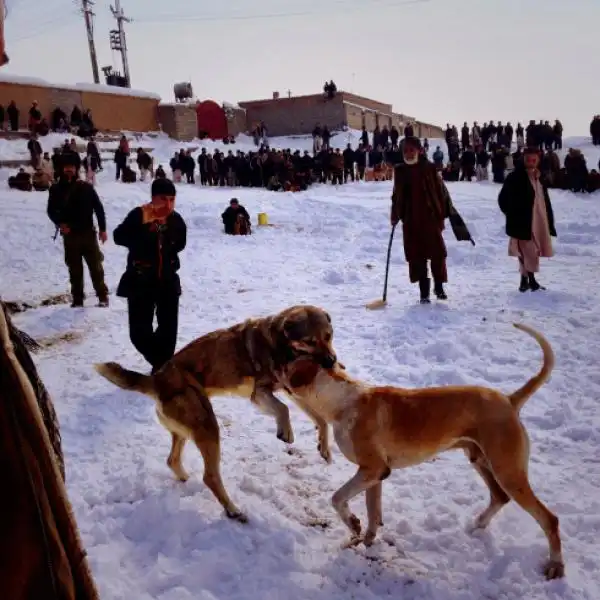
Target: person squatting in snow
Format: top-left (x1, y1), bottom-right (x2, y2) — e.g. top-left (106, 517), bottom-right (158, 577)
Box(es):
top-left (221, 198), bottom-right (251, 235)
top-left (113, 178), bottom-right (187, 375)
top-left (498, 147), bottom-right (556, 293)
top-left (46, 152), bottom-right (109, 308)
top-left (390, 136), bottom-right (452, 304)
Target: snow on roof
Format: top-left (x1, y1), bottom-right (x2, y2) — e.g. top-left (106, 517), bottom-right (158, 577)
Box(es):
top-left (223, 101), bottom-right (243, 110)
top-left (0, 72), bottom-right (161, 100)
top-left (158, 101), bottom-right (196, 107)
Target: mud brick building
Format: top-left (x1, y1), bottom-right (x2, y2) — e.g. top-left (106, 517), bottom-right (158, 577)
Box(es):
top-left (239, 90), bottom-right (443, 139)
top-left (0, 73), bottom-right (160, 132)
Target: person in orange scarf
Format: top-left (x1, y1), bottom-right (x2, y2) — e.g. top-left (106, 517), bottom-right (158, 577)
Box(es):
top-left (498, 147), bottom-right (557, 292)
top-left (113, 178), bottom-right (187, 373)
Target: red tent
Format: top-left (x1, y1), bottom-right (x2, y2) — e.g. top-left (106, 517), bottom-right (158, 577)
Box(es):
top-left (196, 100), bottom-right (228, 139)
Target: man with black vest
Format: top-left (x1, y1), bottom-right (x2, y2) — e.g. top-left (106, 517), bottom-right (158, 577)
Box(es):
top-left (113, 178), bottom-right (187, 374)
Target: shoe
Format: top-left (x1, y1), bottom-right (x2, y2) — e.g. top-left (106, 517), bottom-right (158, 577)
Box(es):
top-left (71, 298), bottom-right (84, 308)
top-left (97, 297), bottom-right (109, 307)
top-left (519, 275), bottom-right (529, 292)
top-left (419, 278), bottom-right (431, 304)
top-left (527, 272), bottom-right (545, 291)
top-left (434, 282), bottom-right (447, 300)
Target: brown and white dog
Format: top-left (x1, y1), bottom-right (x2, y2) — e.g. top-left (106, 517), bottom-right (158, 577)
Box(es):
top-left (94, 305), bottom-right (337, 522)
top-left (278, 323), bottom-right (564, 580)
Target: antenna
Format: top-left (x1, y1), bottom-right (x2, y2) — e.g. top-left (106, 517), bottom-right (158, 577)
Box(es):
top-left (80, 0), bottom-right (100, 83)
top-left (110, 0), bottom-right (131, 87)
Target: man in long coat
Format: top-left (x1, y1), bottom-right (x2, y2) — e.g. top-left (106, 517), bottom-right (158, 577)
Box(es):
top-left (390, 136), bottom-right (451, 303)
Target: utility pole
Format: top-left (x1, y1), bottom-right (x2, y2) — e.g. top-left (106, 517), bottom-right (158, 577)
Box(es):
top-left (110, 0), bottom-right (131, 87)
top-left (81, 0), bottom-right (100, 83)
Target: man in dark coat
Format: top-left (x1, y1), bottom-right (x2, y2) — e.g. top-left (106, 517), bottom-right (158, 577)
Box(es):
top-left (113, 178), bottom-right (187, 374)
top-left (221, 198), bottom-right (250, 234)
top-left (27, 133), bottom-right (42, 168)
top-left (498, 147), bottom-right (556, 292)
top-left (390, 136), bottom-right (451, 303)
top-left (46, 152), bottom-right (109, 307)
top-left (7, 100), bottom-right (19, 131)
top-left (343, 144), bottom-right (355, 182)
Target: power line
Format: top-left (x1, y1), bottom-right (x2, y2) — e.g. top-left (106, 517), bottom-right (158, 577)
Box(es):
top-left (8, 14), bottom-right (79, 43)
top-left (132, 0), bottom-right (431, 24)
top-left (7, 0), bottom-right (80, 43)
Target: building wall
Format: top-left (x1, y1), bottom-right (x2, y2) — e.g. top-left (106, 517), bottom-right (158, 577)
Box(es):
top-left (344, 103), bottom-right (364, 130)
top-left (0, 81), bottom-right (159, 132)
top-left (81, 92), bottom-right (158, 132)
top-left (240, 91), bottom-right (443, 141)
top-left (226, 106), bottom-right (247, 137)
top-left (339, 92), bottom-right (392, 114)
top-left (239, 94), bottom-right (347, 137)
top-left (415, 121), bottom-right (445, 139)
top-left (158, 104), bottom-right (198, 141)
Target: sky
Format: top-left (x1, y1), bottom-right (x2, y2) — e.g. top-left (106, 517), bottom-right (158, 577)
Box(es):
top-left (4, 0), bottom-right (599, 135)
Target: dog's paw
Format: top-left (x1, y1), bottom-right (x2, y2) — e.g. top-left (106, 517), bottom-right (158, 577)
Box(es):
top-left (543, 559), bottom-right (565, 580)
top-left (363, 530), bottom-right (378, 547)
top-left (277, 427), bottom-right (295, 444)
top-left (317, 442), bottom-right (332, 463)
top-left (341, 534), bottom-right (363, 549)
top-left (226, 508), bottom-right (248, 523)
top-left (466, 517), bottom-right (488, 535)
top-left (348, 513), bottom-right (362, 535)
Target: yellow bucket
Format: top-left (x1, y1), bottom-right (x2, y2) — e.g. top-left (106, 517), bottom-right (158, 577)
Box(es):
top-left (257, 212), bottom-right (268, 226)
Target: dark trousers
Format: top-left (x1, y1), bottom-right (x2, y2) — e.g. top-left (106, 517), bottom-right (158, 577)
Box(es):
top-left (344, 167), bottom-right (355, 182)
top-left (331, 170), bottom-right (343, 185)
top-left (460, 166), bottom-right (475, 181)
top-left (127, 292), bottom-right (179, 372)
top-left (63, 230), bottom-right (108, 301)
top-left (409, 258), bottom-right (447, 284)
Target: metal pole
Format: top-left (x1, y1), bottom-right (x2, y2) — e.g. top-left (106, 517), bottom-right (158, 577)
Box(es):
top-left (112, 0), bottom-right (131, 87)
top-left (82, 0), bottom-right (100, 83)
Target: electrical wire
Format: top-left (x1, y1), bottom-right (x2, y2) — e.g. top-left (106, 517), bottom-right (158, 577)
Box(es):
top-left (9, 15), bottom-right (79, 43)
top-left (7, 0), bottom-right (80, 44)
top-left (132, 0), bottom-right (431, 24)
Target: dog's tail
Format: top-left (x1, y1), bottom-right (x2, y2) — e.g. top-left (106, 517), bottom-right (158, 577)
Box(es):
top-left (94, 362), bottom-right (156, 397)
top-left (508, 323), bottom-right (555, 411)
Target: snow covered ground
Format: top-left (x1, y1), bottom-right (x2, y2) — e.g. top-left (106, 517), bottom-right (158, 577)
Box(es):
top-left (1, 135), bottom-right (600, 600)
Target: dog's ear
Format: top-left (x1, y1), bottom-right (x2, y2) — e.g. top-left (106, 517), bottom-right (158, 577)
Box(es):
top-left (288, 359), bottom-right (320, 388)
top-left (324, 311), bottom-right (331, 323)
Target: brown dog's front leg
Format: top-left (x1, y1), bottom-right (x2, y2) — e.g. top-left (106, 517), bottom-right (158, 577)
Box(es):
top-left (293, 402), bottom-right (330, 462)
top-left (364, 481), bottom-right (383, 546)
top-left (251, 387), bottom-right (294, 444)
top-left (333, 466), bottom-right (385, 543)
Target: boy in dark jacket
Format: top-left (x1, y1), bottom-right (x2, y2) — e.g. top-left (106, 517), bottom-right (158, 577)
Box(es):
top-left (113, 178), bottom-right (187, 373)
